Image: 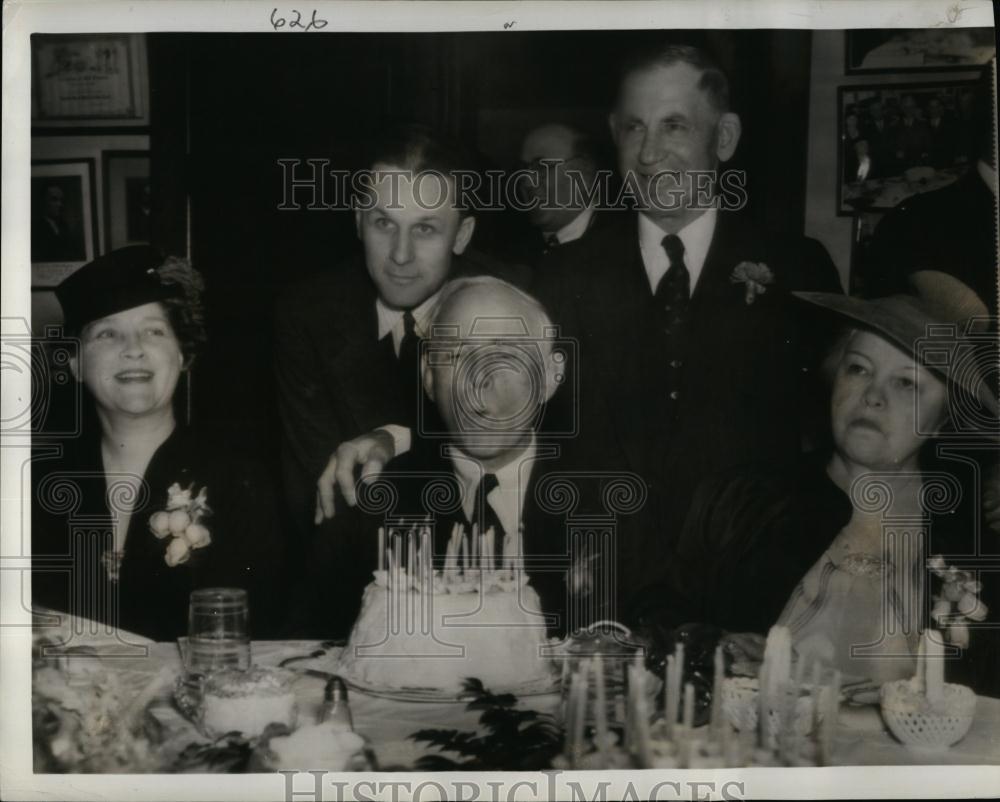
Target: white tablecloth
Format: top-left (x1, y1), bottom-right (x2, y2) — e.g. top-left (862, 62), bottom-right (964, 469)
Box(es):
top-left (53, 639), bottom-right (1000, 769)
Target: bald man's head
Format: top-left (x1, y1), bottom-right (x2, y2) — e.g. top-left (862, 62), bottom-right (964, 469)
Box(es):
top-left (422, 277), bottom-right (562, 467)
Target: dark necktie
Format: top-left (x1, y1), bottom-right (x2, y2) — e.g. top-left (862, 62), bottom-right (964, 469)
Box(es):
top-left (543, 232), bottom-right (560, 252)
top-left (470, 473), bottom-right (503, 555)
top-left (653, 234), bottom-right (690, 335)
top-left (398, 311), bottom-right (421, 415)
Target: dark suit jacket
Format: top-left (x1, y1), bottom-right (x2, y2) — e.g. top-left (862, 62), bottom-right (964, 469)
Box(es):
top-left (32, 427), bottom-right (286, 641)
top-left (296, 436), bottom-right (624, 638)
top-left (515, 208), bottom-right (609, 268)
top-left (274, 249), bottom-right (531, 541)
top-left (862, 166), bottom-right (998, 316)
top-left (532, 210), bottom-right (841, 611)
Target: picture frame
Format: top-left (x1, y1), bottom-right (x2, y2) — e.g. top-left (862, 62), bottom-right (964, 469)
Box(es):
top-left (31, 159), bottom-right (99, 287)
top-left (845, 28), bottom-right (996, 74)
top-left (103, 150), bottom-right (151, 251)
top-left (836, 80), bottom-right (978, 216)
top-left (31, 33), bottom-right (149, 127)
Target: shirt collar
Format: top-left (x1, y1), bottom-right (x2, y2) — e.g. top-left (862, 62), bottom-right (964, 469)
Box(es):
top-left (552, 204), bottom-right (597, 245)
top-left (375, 290), bottom-right (440, 355)
top-left (638, 206), bottom-right (718, 293)
top-left (448, 435), bottom-right (538, 540)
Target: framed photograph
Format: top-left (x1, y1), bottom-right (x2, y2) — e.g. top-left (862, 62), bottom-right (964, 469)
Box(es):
top-left (836, 80), bottom-right (978, 215)
top-left (31, 159), bottom-right (98, 287)
top-left (845, 28), bottom-right (996, 74)
top-left (31, 33), bottom-right (149, 126)
top-left (103, 150), bottom-right (151, 250)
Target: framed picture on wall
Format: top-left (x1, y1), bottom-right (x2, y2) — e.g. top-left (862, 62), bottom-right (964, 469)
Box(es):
top-left (845, 28), bottom-right (996, 74)
top-left (31, 159), bottom-right (99, 287)
top-left (31, 34), bottom-right (149, 127)
top-left (103, 151), bottom-right (151, 250)
top-left (836, 80), bottom-right (978, 216)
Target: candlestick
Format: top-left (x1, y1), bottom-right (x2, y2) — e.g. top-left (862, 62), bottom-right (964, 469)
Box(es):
top-left (565, 674), bottom-right (580, 763)
top-left (633, 669), bottom-right (653, 768)
top-left (420, 525), bottom-right (428, 556)
top-left (710, 644), bottom-right (724, 740)
top-left (572, 663), bottom-right (589, 765)
top-left (683, 682), bottom-right (695, 730)
top-left (664, 655), bottom-right (675, 739)
top-left (916, 630), bottom-right (928, 695)
top-left (407, 531), bottom-right (416, 582)
top-left (672, 643), bottom-right (685, 727)
top-left (925, 630), bottom-right (945, 704)
top-left (593, 658), bottom-right (608, 753)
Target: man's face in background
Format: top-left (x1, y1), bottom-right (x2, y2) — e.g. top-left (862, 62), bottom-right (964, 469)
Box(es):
top-left (518, 125), bottom-right (595, 233)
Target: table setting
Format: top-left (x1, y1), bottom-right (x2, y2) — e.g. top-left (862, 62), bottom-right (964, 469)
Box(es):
top-left (30, 584), bottom-right (1000, 774)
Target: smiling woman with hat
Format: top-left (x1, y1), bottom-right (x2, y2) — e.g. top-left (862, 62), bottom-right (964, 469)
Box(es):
top-left (32, 247), bottom-right (286, 641)
top-left (631, 270), bottom-right (998, 693)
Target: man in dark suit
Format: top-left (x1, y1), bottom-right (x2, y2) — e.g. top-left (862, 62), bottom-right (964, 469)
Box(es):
top-left (532, 44), bottom-right (841, 611)
top-left (301, 276), bottom-right (625, 636)
top-left (512, 123), bottom-right (605, 265)
top-left (275, 125), bottom-right (527, 548)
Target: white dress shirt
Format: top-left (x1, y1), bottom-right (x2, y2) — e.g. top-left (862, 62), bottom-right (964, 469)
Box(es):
top-left (375, 291), bottom-right (439, 357)
top-left (448, 436), bottom-right (539, 542)
top-left (638, 207), bottom-right (718, 294)
top-left (550, 204), bottom-right (597, 246)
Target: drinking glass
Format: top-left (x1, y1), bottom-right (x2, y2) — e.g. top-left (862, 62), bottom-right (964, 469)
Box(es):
top-left (184, 587), bottom-right (251, 681)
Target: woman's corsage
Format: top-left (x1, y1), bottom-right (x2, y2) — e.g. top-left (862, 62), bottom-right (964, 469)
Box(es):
top-left (730, 261), bottom-right (774, 305)
top-left (149, 482), bottom-right (212, 567)
top-left (928, 554), bottom-right (988, 647)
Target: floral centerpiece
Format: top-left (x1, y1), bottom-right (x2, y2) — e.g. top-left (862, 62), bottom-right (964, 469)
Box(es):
top-left (32, 635), bottom-right (162, 773)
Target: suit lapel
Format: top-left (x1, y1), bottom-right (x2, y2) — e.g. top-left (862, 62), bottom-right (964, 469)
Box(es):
top-left (327, 275), bottom-right (406, 429)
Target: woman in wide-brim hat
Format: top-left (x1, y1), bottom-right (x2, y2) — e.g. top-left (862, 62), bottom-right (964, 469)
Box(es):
top-left (32, 247), bottom-right (286, 641)
top-left (632, 271), bottom-right (998, 692)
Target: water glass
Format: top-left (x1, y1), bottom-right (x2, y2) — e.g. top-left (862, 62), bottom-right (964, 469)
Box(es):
top-left (184, 587), bottom-right (251, 681)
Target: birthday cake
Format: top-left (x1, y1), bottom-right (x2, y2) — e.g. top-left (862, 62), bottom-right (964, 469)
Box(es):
top-left (338, 527), bottom-right (557, 694)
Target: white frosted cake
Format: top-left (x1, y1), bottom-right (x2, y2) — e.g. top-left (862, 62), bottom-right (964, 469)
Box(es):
top-left (338, 567), bottom-right (556, 693)
top-left (202, 667), bottom-right (297, 738)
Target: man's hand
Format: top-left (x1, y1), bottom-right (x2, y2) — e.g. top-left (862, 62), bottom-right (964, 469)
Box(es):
top-left (314, 430), bottom-right (396, 523)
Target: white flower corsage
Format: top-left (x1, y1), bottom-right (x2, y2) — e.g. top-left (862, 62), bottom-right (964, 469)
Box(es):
top-left (149, 482), bottom-right (212, 567)
top-left (928, 554), bottom-right (988, 647)
top-left (730, 261), bottom-right (774, 305)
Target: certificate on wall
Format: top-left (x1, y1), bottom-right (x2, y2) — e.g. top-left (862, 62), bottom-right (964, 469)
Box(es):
top-left (32, 34), bottom-right (148, 125)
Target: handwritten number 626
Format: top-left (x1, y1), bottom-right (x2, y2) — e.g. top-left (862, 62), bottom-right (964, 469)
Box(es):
top-left (271, 8), bottom-right (328, 31)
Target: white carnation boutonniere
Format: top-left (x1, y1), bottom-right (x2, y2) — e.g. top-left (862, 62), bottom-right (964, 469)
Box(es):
top-left (730, 261), bottom-right (775, 305)
top-left (928, 554), bottom-right (988, 647)
top-left (148, 482), bottom-right (213, 567)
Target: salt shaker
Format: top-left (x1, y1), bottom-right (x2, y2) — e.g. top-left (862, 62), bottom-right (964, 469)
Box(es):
top-left (317, 676), bottom-right (354, 730)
